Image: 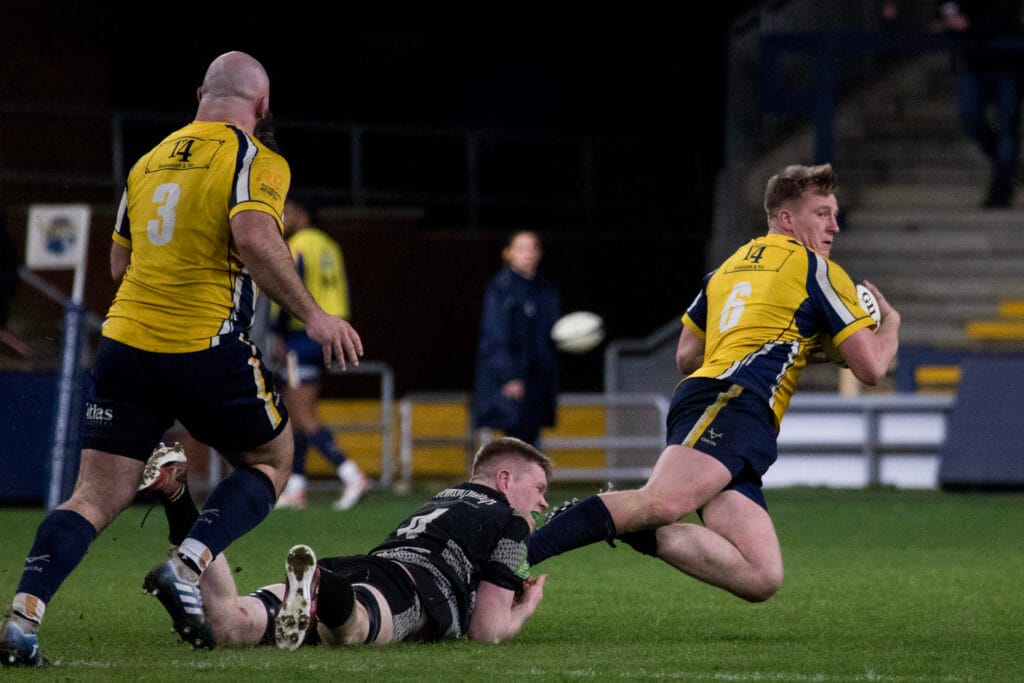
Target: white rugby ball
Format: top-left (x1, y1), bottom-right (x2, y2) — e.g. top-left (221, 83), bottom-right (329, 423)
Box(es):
top-left (856, 283), bottom-right (882, 325)
top-left (551, 311), bottom-right (605, 354)
top-left (819, 284), bottom-right (882, 366)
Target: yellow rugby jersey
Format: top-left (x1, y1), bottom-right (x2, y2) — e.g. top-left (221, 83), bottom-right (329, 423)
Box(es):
top-left (681, 233), bottom-right (875, 427)
top-left (270, 227), bottom-right (350, 332)
top-left (104, 120), bottom-right (290, 352)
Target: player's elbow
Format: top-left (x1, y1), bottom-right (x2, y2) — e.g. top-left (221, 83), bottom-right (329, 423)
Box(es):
top-left (676, 351), bottom-right (702, 376)
top-left (851, 369), bottom-right (881, 386)
top-left (466, 624), bottom-right (507, 644)
top-left (849, 358), bottom-right (889, 386)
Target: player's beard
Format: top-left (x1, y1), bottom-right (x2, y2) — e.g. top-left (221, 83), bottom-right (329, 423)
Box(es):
top-left (254, 110), bottom-right (279, 152)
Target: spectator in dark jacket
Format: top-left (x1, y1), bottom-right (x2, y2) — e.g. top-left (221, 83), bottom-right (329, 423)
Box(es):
top-left (939, 0), bottom-right (1024, 207)
top-left (471, 230), bottom-right (561, 447)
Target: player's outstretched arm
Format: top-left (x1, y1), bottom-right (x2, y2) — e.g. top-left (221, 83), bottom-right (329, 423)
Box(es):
top-left (201, 552), bottom-right (280, 647)
top-left (466, 575), bottom-right (547, 644)
top-left (231, 210), bottom-right (363, 369)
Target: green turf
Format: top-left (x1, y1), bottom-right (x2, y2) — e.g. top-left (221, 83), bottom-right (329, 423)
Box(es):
top-left (2, 484), bottom-right (1022, 681)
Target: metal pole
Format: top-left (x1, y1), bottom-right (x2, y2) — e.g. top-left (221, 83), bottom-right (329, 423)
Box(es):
top-left (48, 301), bottom-right (83, 509)
top-left (46, 214), bottom-right (90, 509)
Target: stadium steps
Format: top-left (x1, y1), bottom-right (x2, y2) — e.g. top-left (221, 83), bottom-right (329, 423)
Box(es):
top-left (831, 66), bottom-right (1024, 352)
top-left (965, 298), bottom-right (1024, 343)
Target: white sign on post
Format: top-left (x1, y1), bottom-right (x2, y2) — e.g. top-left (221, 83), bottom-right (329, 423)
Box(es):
top-left (26, 203), bottom-right (91, 270)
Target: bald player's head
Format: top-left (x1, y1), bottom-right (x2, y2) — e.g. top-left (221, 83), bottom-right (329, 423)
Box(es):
top-left (194, 51), bottom-right (272, 136)
top-left (198, 51), bottom-right (269, 103)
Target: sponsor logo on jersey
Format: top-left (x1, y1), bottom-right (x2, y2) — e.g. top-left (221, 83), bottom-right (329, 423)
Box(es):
top-left (434, 487), bottom-right (498, 505)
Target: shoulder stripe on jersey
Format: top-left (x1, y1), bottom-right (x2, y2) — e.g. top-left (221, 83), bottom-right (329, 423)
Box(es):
top-left (114, 189), bottom-right (130, 241)
top-left (812, 253), bottom-right (856, 325)
top-left (230, 126), bottom-right (258, 205)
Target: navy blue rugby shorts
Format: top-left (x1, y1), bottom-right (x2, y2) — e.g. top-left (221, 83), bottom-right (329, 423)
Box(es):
top-left (280, 330), bottom-right (326, 385)
top-left (81, 335), bottom-right (288, 461)
top-left (665, 377), bottom-right (777, 510)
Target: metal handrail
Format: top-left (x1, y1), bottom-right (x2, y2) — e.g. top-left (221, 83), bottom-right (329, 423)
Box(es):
top-left (18, 266), bottom-right (104, 331)
top-left (602, 318), bottom-right (681, 394)
top-left (206, 361), bottom-right (395, 491)
top-left (781, 393), bottom-right (955, 486)
top-left (397, 391), bottom-right (671, 488)
top-left (3, 105), bottom-right (671, 230)
top-left (398, 392), bottom-right (474, 490)
top-left (544, 391), bottom-right (670, 483)
top-left (325, 361), bottom-right (396, 487)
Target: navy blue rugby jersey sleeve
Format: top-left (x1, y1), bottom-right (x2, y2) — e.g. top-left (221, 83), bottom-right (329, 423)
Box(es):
top-left (479, 512), bottom-right (531, 591)
top-left (681, 270), bottom-right (713, 336)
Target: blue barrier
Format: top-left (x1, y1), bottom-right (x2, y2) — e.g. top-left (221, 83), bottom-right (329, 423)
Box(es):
top-left (0, 371), bottom-right (64, 504)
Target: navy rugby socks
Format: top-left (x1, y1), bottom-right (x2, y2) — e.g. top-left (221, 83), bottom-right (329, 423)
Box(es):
top-left (309, 427), bottom-right (348, 466)
top-left (16, 510), bottom-right (97, 611)
top-left (178, 466), bottom-right (276, 572)
top-left (163, 482), bottom-right (200, 546)
top-left (527, 495), bottom-right (616, 566)
top-left (292, 432), bottom-right (309, 473)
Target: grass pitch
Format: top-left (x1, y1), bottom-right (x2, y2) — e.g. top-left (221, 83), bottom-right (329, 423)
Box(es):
top-left (1, 484), bottom-right (1022, 681)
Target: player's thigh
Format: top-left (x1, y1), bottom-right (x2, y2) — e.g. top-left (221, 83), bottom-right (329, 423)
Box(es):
top-left (643, 444), bottom-right (733, 518)
top-left (235, 422), bottom-right (294, 476)
top-left (700, 488), bottom-right (782, 575)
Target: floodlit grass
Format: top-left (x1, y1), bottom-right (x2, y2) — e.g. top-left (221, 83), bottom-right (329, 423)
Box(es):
top-left (2, 484), bottom-right (1022, 681)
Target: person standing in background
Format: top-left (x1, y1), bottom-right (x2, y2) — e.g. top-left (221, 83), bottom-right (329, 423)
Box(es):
top-left (272, 198), bottom-right (367, 511)
top-left (938, 0), bottom-right (1024, 208)
top-left (471, 230), bottom-right (561, 448)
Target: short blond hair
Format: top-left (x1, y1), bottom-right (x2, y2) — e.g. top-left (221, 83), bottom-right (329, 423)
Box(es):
top-left (764, 164), bottom-right (837, 218)
top-left (471, 437), bottom-right (552, 481)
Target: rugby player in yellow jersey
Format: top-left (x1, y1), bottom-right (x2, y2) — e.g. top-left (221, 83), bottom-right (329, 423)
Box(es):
top-left (527, 164), bottom-right (901, 603)
top-left (271, 198), bottom-right (367, 511)
top-left (1, 51), bottom-right (363, 666)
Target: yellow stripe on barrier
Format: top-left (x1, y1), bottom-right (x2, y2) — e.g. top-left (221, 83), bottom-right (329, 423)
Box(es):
top-left (310, 399), bottom-right (612, 479)
top-left (914, 365), bottom-right (961, 390)
top-left (997, 300), bottom-right (1024, 319)
top-left (966, 320), bottom-right (1024, 340)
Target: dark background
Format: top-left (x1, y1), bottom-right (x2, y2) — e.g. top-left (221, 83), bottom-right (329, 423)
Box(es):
top-left (3, 2), bottom-right (761, 394)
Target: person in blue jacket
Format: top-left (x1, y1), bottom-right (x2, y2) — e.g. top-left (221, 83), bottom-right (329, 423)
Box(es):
top-left (471, 230), bottom-right (561, 447)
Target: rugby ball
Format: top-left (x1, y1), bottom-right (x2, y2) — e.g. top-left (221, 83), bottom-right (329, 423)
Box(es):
top-left (856, 283), bottom-right (881, 326)
top-left (551, 311), bottom-right (605, 354)
top-left (819, 284), bottom-right (882, 367)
